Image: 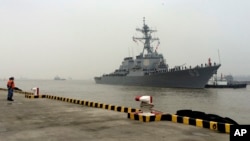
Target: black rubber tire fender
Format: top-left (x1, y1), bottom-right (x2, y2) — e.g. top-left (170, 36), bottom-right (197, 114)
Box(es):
top-left (176, 109), bottom-right (193, 117)
top-left (206, 114), bottom-right (225, 123)
top-left (223, 117), bottom-right (239, 125)
top-left (191, 111), bottom-right (207, 119)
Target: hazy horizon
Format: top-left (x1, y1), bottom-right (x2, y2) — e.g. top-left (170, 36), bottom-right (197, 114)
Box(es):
top-left (1, 0), bottom-right (250, 80)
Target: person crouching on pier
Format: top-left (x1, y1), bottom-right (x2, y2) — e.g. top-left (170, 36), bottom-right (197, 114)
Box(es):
top-left (7, 77), bottom-right (15, 101)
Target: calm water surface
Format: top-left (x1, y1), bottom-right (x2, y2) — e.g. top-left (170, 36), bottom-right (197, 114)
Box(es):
top-left (1, 80), bottom-right (249, 124)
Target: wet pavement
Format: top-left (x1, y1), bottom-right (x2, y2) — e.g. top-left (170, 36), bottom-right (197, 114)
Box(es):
top-left (0, 90), bottom-right (229, 141)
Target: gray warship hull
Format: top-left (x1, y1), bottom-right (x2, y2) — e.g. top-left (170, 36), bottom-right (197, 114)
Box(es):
top-left (95, 65), bottom-right (220, 88)
top-left (94, 18), bottom-right (221, 89)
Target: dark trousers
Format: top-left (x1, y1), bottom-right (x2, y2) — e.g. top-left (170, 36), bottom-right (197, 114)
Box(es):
top-left (8, 89), bottom-right (13, 99)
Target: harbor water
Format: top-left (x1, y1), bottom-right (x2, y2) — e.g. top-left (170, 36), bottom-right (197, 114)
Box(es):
top-left (1, 79), bottom-right (249, 124)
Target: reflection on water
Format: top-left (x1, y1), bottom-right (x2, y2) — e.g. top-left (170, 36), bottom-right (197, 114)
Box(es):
top-left (1, 79), bottom-right (249, 124)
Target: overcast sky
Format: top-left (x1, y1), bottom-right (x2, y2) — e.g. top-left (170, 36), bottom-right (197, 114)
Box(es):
top-left (0, 0), bottom-right (250, 80)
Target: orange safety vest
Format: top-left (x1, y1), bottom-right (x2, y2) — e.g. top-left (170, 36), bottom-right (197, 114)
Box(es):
top-left (7, 80), bottom-right (15, 89)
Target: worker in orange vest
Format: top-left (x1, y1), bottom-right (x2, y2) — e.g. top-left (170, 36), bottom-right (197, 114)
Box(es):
top-left (7, 77), bottom-right (15, 101)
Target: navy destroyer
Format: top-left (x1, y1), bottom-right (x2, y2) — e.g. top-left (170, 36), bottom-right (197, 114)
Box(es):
top-left (94, 18), bottom-right (221, 88)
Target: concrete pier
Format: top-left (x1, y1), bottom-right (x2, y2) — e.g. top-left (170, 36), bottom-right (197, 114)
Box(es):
top-left (0, 90), bottom-right (229, 141)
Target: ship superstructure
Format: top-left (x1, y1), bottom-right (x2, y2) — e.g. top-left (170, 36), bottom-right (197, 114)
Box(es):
top-left (94, 18), bottom-right (221, 88)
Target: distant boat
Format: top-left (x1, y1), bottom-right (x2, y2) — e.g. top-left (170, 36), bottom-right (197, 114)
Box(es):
top-left (54, 76), bottom-right (66, 80)
top-left (205, 74), bottom-right (247, 88)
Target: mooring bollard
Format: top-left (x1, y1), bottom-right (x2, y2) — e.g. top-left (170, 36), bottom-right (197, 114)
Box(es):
top-left (135, 95), bottom-right (162, 115)
top-left (31, 87), bottom-right (39, 96)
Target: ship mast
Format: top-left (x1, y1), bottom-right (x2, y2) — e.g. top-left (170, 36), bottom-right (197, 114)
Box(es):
top-left (133, 17), bottom-right (159, 55)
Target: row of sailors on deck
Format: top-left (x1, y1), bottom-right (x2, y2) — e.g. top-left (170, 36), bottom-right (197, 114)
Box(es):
top-left (103, 62), bottom-right (218, 76)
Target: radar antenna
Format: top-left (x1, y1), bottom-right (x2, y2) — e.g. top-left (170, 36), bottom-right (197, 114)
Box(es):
top-left (132, 17), bottom-right (159, 55)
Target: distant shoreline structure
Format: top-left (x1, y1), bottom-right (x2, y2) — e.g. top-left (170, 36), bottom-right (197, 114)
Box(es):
top-left (54, 76), bottom-right (66, 80)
